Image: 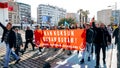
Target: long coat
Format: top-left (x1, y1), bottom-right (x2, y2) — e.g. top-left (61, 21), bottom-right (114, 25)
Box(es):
top-left (16, 33), bottom-right (23, 47)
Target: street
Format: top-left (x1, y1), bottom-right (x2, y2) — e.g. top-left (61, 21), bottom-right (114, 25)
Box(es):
top-left (0, 31), bottom-right (117, 68)
top-left (0, 43), bottom-right (117, 68)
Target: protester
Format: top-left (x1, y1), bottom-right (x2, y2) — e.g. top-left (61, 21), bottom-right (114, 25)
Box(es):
top-left (112, 25), bottom-right (120, 68)
top-left (52, 26), bottom-right (59, 51)
top-left (107, 25), bottom-right (113, 35)
top-left (24, 26), bottom-right (35, 52)
top-left (65, 26), bottom-right (72, 55)
top-left (34, 25), bottom-right (43, 54)
top-left (0, 22), bottom-right (20, 68)
top-left (14, 28), bottom-right (24, 56)
top-left (80, 23), bottom-right (94, 64)
top-left (92, 22), bottom-right (111, 68)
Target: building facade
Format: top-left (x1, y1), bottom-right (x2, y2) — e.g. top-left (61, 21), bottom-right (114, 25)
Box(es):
top-left (8, 1), bottom-right (19, 24)
top-left (17, 2), bottom-right (31, 24)
top-left (97, 9), bottom-right (120, 25)
top-left (112, 10), bottom-right (120, 24)
top-left (37, 4), bottom-right (66, 26)
top-left (97, 9), bottom-right (112, 25)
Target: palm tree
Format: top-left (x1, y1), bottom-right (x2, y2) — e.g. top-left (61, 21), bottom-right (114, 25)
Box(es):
top-left (77, 9), bottom-right (83, 22)
top-left (84, 10), bottom-right (89, 23)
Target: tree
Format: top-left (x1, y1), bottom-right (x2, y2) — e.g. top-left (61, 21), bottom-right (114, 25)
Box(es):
top-left (77, 9), bottom-right (89, 26)
top-left (84, 10), bottom-right (89, 23)
top-left (58, 18), bottom-right (76, 26)
top-left (77, 9), bottom-right (83, 22)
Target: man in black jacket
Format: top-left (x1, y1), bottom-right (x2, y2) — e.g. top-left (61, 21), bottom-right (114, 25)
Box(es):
top-left (92, 22), bottom-right (111, 68)
top-left (113, 25), bottom-right (120, 68)
top-left (14, 28), bottom-right (23, 56)
top-left (80, 23), bottom-right (94, 64)
top-left (24, 26), bottom-right (35, 52)
top-left (0, 22), bottom-right (20, 68)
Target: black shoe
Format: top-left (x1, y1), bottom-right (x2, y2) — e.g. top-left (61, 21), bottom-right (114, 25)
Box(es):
top-left (67, 51), bottom-right (72, 55)
top-left (3, 67), bottom-right (8, 68)
top-left (15, 58), bottom-right (21, 64)
top-left (21, 51), bottom-right (24, 55)
top-left (80, 59), bottom-right (84, 64)
top-left (88, 57), bottom-right (90, 61)
top-left (54, 48), bottom-right (57, 51)
top-left (77, 51), bottom-right (79, 54)
top-left (103, 60), bottom-right (106, 64)
top-left (95, 65), bottom-right (99, 68)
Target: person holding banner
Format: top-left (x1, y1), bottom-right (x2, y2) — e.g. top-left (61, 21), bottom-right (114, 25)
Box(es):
top-left (0, 22), bottom-right (20, 68)
top-left (34, 25), bottom-right (43, 54)
top-left (80, 23), bottom-right (94, 64)
top-left (92, 22), bottom-right (111, 68)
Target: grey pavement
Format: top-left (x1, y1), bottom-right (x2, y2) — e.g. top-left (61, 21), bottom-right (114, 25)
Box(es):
top-left (54, 44), bottom-right (117, 68)
top-left (0, 30), bottom-right (117, 68)
top-left (0, 43), bottom-right (70, 68)
top-left (0, 30), bottom-right (71, 68)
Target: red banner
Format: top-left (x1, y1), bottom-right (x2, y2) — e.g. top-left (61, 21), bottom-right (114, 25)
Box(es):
top-left (0, 2), bottom-right (8, 8)
top-left (34, 29), bottom-right (86, 50)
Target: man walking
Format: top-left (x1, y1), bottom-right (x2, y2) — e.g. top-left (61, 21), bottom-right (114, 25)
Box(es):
top-left (14, 28), bottom-right (23, 56)
top-left (92, 22), bottom-right (111, 68)
top-left (0, 22), bottom-right (20, 68)
top-left (80, 23), bottom-right (94, 64)
top-left (24, 26), bottom-right (35, 52)
top-left (113, 25), bottom-right (120, 68)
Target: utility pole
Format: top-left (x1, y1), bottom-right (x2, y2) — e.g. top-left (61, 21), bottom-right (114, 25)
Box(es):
top-left (114, 2), bottom-right (118, 25)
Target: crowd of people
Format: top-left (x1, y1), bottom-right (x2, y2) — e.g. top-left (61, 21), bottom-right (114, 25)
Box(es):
top-left (0, 21), bottom-right (120, 68)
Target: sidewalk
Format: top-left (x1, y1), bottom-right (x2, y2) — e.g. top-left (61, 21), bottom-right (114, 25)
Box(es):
top-left (0, 31), bottom-right (117, 68)
top-left (0, 43), bottom-right (72, 68)
top-left (54, 44), bottom-right (117, 68)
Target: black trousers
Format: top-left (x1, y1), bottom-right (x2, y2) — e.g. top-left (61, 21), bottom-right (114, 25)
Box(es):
top-left (15, 46), bottom-right (20, 56)
top-left (39, 47), bottom-right (43, 52)
top-left (95, 43), bottom-right (106, 66)
top-left (24, 39), bottom-right (35, 51)
top-left (117, 42), bottom-right (120, 68)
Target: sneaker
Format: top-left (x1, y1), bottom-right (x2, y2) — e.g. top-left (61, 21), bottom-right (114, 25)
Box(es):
top-left (3, 67), bottom-right (8, 68)
top-left (15, 58), bottom-right (21, 64)
top-left (80, 59), bottom-right (84, 64)
top-left (88, 57), bottom-right (90, 61)
top-left (41, 48), bottom-right (45, 52)
top-left (38, 52), bottom-right (42, 55)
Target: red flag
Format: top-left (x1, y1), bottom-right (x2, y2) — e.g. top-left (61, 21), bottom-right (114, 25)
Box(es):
top-left (0, 2), bottom-right (8, 8)
top-left (8, 6), bottom-right (13, 11)
top-left (90, 17), bottom-right (95, 26)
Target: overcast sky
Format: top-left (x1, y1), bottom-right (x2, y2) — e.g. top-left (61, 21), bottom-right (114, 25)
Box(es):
top-left (17, 0), bottom-right (120, 20)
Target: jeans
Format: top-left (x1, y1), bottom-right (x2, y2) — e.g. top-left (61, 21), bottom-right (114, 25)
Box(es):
top-left (81, 42), bottom-right (92, 59)
top-left (86, 42), bottom-right (92, 57)
top-left (4, 44), bottom-right (20, 67)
